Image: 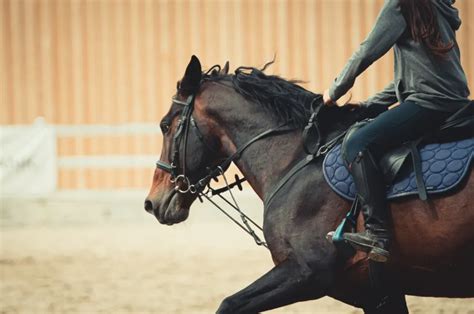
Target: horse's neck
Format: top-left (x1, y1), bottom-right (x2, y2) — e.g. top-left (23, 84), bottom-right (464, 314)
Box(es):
top-left (231, 128), bottom-right (305, 200)
top-left (222, 105), bottom-right (359, 201)
top-left (214, 108), bottom-right (302, 199)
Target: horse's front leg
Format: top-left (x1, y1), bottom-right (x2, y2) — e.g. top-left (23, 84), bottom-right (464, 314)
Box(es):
top-left (216, 258), bottom-right (330, 314)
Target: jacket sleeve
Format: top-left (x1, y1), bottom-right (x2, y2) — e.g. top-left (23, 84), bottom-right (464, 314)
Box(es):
top-left (360, 80), bottom-right (398, 110)
top-left (329, 0), bottom-right (406, 101)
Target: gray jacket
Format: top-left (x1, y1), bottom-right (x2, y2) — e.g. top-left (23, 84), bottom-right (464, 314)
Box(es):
top-left (328, 0), bottom-right (470, 112)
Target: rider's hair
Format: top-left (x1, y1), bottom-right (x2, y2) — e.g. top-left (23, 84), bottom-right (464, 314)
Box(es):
top-left (399, 0), bottom-right (454, 58)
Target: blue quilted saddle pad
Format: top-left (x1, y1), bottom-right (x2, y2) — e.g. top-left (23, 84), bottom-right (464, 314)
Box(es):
top-left (323, 138), bottom-right (473, 200)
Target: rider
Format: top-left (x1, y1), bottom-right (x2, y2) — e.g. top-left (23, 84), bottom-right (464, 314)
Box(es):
top-left (323, 0), bottom-right (470, 262)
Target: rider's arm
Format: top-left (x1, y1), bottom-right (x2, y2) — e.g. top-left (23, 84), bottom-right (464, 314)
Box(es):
top-left (329, 0), bottom-right (406, 102)
top-left (360, 80), bottom-right (398, 110)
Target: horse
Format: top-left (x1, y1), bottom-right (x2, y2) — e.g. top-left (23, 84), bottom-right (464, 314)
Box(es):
top-left (144, 55), bottom-right (474, 313)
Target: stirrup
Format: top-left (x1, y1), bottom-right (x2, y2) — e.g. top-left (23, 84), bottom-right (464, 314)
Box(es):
top-left (368, 247), bottom-right (389, 263)
top-left (342, 230), bottom-right (390, 262)
top-left (327, 198), bottom-right (360, 258)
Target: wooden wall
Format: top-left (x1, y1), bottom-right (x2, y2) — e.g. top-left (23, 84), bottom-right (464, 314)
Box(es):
top-left (1, 0), bottom-right (473, 189)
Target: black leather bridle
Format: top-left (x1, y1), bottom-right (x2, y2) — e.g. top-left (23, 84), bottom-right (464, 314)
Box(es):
top-left (154, 92), bottom-right (302, 248)
top-left (155, 93), bottom-right (296, 195)
top-left (156, 95), bottom-right (200, 193)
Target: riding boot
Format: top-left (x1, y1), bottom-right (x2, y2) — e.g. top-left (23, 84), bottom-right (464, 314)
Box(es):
top-left (343, 149), bottom-right (391, 262)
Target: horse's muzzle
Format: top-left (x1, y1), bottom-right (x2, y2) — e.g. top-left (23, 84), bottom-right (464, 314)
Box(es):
top-left (144, 199), bottom-right (154, 214)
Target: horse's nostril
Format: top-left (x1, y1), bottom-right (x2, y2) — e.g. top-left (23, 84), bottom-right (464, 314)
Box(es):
top-left (144, 200), bottom-right (154, 213)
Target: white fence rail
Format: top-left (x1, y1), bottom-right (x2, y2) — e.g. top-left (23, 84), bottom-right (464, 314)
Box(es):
top-left (1, 120), bottom-right (164, 192)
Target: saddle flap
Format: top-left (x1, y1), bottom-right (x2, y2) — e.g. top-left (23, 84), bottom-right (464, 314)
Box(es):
top-left (379, 145), bottom-right (411, 184)
top-left (342, 119), bottom-right (412, 184)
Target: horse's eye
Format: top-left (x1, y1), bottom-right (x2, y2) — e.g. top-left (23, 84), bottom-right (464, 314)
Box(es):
top-left (160, 123), bottom-right (170, 134)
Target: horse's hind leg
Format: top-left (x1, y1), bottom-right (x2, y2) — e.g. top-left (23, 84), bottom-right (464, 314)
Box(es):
top-left (363, 293), bottom-right (408, 314)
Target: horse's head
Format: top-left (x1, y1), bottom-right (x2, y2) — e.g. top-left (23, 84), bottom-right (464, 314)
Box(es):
top-left (144, 55), bottom-right (368, 225)
top-left (144, 56), bottom-right (226, 225)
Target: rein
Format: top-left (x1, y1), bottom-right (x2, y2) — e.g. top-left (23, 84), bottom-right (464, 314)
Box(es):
top-left (264, 129), bottom-right (346, 208)
top-left (156, 93), bottom-right (345, 249)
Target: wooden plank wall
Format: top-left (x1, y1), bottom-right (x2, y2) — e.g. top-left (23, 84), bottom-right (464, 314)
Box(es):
top-left (1, 0), bottom-right (473, 189)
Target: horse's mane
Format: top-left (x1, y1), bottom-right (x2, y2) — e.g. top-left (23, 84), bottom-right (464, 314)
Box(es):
top-left (203, 61), bottom-right (319, 128)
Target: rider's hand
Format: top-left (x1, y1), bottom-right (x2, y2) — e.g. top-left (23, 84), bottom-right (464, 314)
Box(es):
top-left (324, 89), bottom-right (354, 107)
top-left (323, 89), bottom-right (335, 106)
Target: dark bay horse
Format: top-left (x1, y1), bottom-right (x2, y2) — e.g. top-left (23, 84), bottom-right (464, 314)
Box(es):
top-left (145, 56), bottom-right (474, 313)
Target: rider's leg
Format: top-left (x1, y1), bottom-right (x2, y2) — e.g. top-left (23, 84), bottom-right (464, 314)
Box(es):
top-left (341, 101), bottom-right (450, 262)
top-left (343, 147), bottom-right (391, 262)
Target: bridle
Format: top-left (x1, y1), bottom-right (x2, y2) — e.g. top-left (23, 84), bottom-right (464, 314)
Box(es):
top-left (155, 95), bottom-right (202, 194)
top-left (154, 92), bottom-right (298, 248)
top-left (156, 93), bottom-right (296, 196)
top-left (154, 91), bottom-right (344, 248)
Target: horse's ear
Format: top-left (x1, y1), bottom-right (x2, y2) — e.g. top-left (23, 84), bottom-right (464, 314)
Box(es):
top-left (179, 55), bottom-right (202, 96)
top-left (222, 61), bottom-right (230, 74)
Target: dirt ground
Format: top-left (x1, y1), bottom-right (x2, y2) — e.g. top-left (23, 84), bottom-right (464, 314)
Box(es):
top-left (1, 191), bottom-right (473, 314)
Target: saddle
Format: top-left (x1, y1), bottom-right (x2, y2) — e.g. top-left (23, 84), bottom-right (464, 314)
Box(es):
top-left (324, 102), bottom-right (473, 254)
top-left (324, 101), bottom-right (474, 201)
